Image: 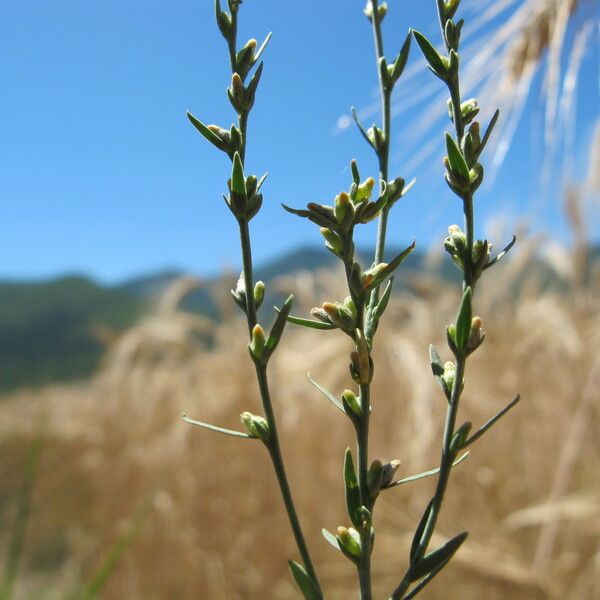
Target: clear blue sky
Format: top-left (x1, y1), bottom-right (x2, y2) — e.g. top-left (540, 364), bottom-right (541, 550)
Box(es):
top-left (1, 0), bottom-right (598, 283)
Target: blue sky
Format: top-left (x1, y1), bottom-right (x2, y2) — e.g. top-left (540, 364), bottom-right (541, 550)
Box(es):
top-left (1, 0), bottom-right (598, 283)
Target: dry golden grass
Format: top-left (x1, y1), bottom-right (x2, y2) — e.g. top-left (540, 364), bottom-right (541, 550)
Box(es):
top-left (1, 242), bottom-right (599, 599)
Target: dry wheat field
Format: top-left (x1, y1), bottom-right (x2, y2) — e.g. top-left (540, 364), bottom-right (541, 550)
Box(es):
top-left (1, 236), bottom-right (598, 600)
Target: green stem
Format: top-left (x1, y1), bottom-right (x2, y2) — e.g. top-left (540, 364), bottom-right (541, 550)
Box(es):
top-left (356, 384), bottom-right (372, 600)
top-left (369, 0), bottom-right (392, 310)
top-left (237, 220), bottom-right (322, 593)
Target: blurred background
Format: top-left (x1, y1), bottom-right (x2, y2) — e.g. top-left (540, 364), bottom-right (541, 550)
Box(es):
top-left (0, 0), bottom-right (599, 598)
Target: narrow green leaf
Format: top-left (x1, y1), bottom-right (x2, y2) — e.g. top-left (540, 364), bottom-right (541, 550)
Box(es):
top-left (411, 30), bottom-right (447, 78)
top-left (253, 32), bottom-right (272, 63)
top-left (307, 374), bottom-right (344, 413)
top-left (274, 307), bottom-right (336, 330)
top-left (344, 448), bottom-right (362, 528)
top-left (288, 560), bottom-right (323, 600)
top-left (367, 240), bottom-right (415, 290)
top-left (182, 414), bottom-right (253, 439)
top-left (265, 294), bottom-right (294, 356)
top-left (409, 531), bottom-right (468, 581)
top-left (351, 107), bottom-right (373, 147)
top-left (445, 133), bottom-right (469, 180)
top-left (245, 61), bottom-right (264, 104)
top-left (186, 112), bottom-right (225, 149)
top-left (401, 556), bottom-right (452, 599)
top-left (429, 344), bottom-right (444, 376)
top-left (478, 108), bottom-right (500, 156)
top-left (373, 277), bottom-right (394, 319)
top-left (231, 152), bottom-right (246, 196)
top-left (410, 498), bottom-right (434, 563)
top-left (483, 235), bottom-right (516, 270)
top-left (321, 528), bottom-right (341, 552)
top-left (391, 32), bottom-right (412, 82)
top-left (384, 451), bottom-right (469, 488)
top-left (455, 286), bottom-right (472, 351)
top-left (464, 395), bottom-right (520, 447)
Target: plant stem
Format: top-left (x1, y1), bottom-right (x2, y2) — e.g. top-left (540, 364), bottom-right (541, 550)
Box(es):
top-left (369, 0), bottom-right (392, 306)
top-left (356, 383), bottom-right (372, 600)
top-left (237, 218), bottom-right (322, 593)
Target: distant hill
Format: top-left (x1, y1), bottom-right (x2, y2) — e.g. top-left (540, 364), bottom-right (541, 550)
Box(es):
top-left (0, 244), bottom-right (594, 393)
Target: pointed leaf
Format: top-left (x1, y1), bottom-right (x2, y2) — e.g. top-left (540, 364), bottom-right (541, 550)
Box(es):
top-left (384, 451), bottom-right (469, 489)
top-left (245, 61), bottom-right (264, 103)
top-left (483, 235), bottom-right (516, 270)
top-left (274, 308), bottom-right (336, 330)
top-left (321, 528), bottom-right (341, 551)
top-left (351, 107), bottom-right (373, 147)
top-left (308, 374), bottom-right (344, 413)
top-left (344, 448), bottom-right (362, 528)
top-left (182, 414), bottom-right (253, 439)
top-left (464, 395), bottom-right (520, 447)
top-left (412, 30), bottom-right (447, 78)
top-left (409, 531), bottom-right (468, 581)
top-left (391, 32), bottom-right (412, 82)
top-left (455, 286), bottom-right (472, 351)
top-left (187, 112), bottom-right (225, 150)
top-left (445, 133), bottom-right (469, 180)
top-left (373, 277), bottom-right (394, 319)
top-left (264, 294), bottom-right (294, 357)
top-left (254, 32), bottom-right (272, 63)
top-left (429, 344), bottom-right (444, 376)
top-left (231, 152), bottom-right (246, 196)
top-left (410, 498), bottom-right (434, 563)
top-left (478, 108), bottom-right (500, 157)
top-left (366, 240), bottom-right (415, 290)
top-left (288, 560), bottom-right (323, 600)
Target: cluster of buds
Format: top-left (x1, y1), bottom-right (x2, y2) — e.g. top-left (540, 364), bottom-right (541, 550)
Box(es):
top-left (283, 160), bottom-right (405, 235)
top-left (248, 295), bottom-right (294, 365)
top-left (231, 274), bottom-right (265, 313)
top-left (311, 296), bottom-right (357, 334)
top-left (444, 132), bottom-right (484, 195)
top-left (367, 458), bottom-right (401, 500)
top-left (379, 33), bottom-right (412, 91)
top-left (447, 97), bottom-right (479, 126)
top-left (444, 225), bottom-right (491, 279)
top-left (240, 411), bottom-right (270, 444)
top-left (363, 1), bottom-right (388, 23)
top-left (228, 67), bottom-right (263, 114)
top-left (225, 153), bottom-right (266, 221)
top-left (187, 115), bottom-right (243, 160)
top-left (350, 329), bottom-right (373, 385)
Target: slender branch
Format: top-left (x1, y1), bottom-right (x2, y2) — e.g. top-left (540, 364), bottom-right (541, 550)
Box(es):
top-left (238, 202), bottom-right (322, 592)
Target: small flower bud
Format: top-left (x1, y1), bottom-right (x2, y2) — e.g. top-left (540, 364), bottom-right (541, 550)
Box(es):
top-left (240, 411), bottom-right (270, 443)
top-left (336, 526), bottom-right (362, 560)
top-left (380, 459), bottom-right (401, 488)
top-left (341, 389), bottom-right (362, 416)
top-left (442, 361), bottom-right (456, 395)
top-left (322, 301), bottom-right (354, 331)
top-left (253, 281), bottom-right (265, 308)
top-left (236, 38), bottom-right (257, 77)
top-left (367, 460), bottom-right (384, 498)
top-left (249, 324), bottom-right (266, 361)
top-left (467, 316), bottom-right (485, 352)
top-left (320, 228), bottom-right (345, 258)
top-left (355, 177), bottom-right (375, 203)
top-left (362, 263), bottom-right (388, 290)
top-left (311, 307), bottom-right (334, 326)
top-left (334, 192), bottom-right (354, 230)
top-left (367, 126), bottom-right (386, 152)
top-left (460, 98), bottom-right (480, 125)
top-left (364, 1), bottom-right (388, 23)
